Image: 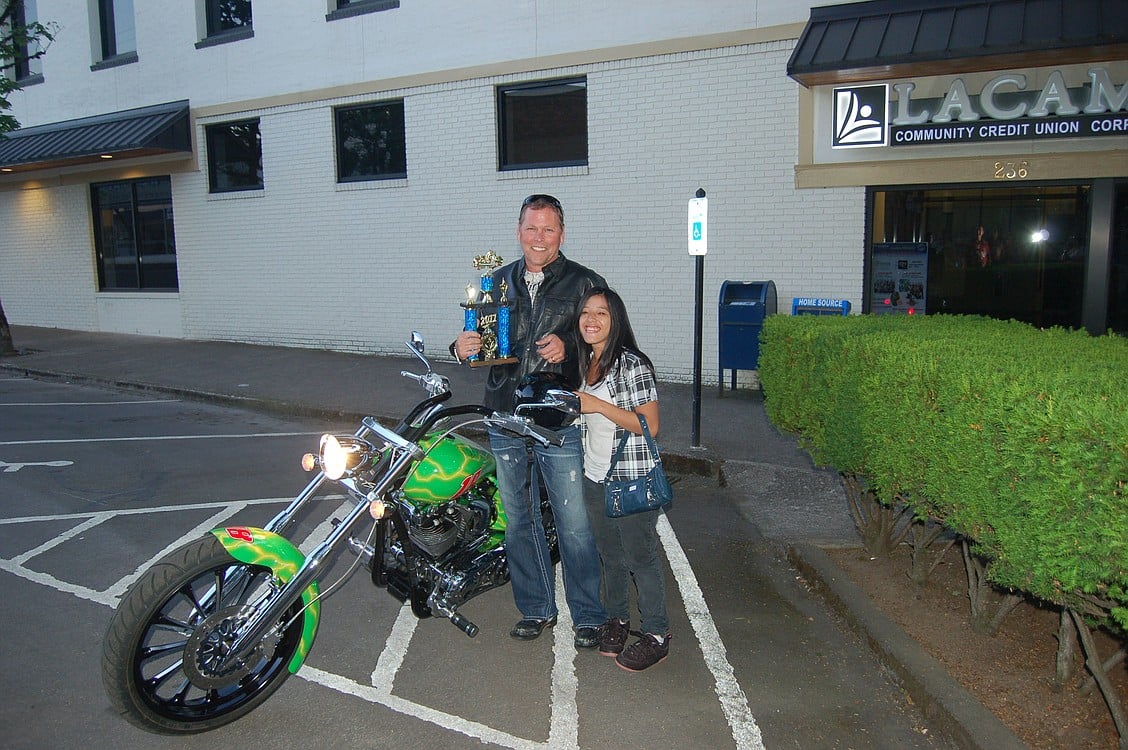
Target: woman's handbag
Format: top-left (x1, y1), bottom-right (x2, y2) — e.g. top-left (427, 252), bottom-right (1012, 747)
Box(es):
top-left (604, 413), bottom-right (674, 518)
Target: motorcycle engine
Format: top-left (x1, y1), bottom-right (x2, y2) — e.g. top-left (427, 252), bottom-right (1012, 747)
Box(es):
top-left (406, 497), bottom-right (492, 559)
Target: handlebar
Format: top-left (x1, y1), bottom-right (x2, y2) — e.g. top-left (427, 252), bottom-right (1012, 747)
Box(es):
top-left (485, 413), bottom-right (565, 447)
top-left (398, 347), bottom-right (562, 447)
top-left (400, 370), bottom-right (450, 397)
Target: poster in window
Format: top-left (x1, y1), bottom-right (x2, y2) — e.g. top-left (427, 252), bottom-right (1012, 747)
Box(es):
top-left (871, 242), bottom-right (928, 315)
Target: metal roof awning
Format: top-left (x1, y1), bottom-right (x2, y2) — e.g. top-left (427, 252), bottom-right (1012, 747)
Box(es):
top-left (0, 100), bottom-right (192, 174)
top-left (787, 0), bottom-right (1128, 87)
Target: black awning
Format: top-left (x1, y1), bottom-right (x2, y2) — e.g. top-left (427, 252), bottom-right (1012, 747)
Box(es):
top-left (787, 0), bottom-right (1128, 87)
top-left (0, 100), bottom-right (192, 173)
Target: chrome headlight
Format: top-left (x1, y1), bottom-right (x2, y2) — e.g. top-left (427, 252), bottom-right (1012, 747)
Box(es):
top-left (302, 434), bottom-right (375, 480)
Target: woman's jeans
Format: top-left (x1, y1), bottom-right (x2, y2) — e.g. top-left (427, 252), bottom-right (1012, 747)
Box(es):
top-left (489, 426), bottom-right (607, 629)
top-left (582, 475), bottom-right (669, 635)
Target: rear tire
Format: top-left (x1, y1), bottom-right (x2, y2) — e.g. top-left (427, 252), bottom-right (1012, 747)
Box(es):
top-left (101, 535), bottom-right (305, 734)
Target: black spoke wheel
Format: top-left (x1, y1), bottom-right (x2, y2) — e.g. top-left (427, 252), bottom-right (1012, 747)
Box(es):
top-left (101, 535), bottom-right (307, 734)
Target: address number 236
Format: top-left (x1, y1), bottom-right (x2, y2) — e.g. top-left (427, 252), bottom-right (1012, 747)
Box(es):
top-left (994, 161), bottom-right (1029, 179)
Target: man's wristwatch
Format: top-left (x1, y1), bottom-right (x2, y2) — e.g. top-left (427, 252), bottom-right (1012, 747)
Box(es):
top-left (449, 340), bottom-right (462, 364)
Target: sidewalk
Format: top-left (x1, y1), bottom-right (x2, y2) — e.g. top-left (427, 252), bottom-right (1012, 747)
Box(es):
top-left (0, 325), bottom-right (1022, 749)
top-left (3, 325), bottom-right (809, 478)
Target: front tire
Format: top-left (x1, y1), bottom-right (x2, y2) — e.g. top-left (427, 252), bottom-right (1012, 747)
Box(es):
top-left (101, 535), bottom-right (305, 734)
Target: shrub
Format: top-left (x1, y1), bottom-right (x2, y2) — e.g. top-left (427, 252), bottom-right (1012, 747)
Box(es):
top-left (760, 314), bottom-right (1128, 629)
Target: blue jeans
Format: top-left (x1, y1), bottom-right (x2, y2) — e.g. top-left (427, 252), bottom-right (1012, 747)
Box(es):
top-left (489, 426), bottom-right (607, 629)
top-left (582, 476), bottom-right (669, 635)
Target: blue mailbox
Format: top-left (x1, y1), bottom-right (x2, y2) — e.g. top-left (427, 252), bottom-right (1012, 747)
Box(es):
top-left (718, 280), bottom-right (776, 393)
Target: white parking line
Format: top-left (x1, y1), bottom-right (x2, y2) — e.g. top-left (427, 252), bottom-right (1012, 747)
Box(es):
top-left (102, 504), bottom-right (252, 601)
top-left (303, 663), bottom-right (546, 749)
top-left (0, 399), bottom-right (182, 406)
top-left (0, 497), bottom-right (292, 607)
top-left (658, 513), bottom-right (765, 749)
top-left (302, 569), bottom-right (578, 750)
top-left (300, 517), bottom-right (762, 749)
top-left (0, 497), bottom-right (294, 525)
top-left (0, 432), bottom-right (323, 446)
top-left (1, 459), bottom-right (73, 472)
top-left (0, 500), bottom-right (762, 749)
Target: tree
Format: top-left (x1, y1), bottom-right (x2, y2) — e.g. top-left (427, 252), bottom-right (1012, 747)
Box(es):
top-left (1, 1), bottom-right (56, 354)
top-left (0, 298), bottom-right (14, 356)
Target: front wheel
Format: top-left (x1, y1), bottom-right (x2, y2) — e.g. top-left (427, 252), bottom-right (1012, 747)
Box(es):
top-left (101, 535), bottom-right (306, 734)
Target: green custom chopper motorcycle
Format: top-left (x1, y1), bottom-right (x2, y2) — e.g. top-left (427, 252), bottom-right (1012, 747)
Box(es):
top-left (101, 333), bottom-right (574, 734)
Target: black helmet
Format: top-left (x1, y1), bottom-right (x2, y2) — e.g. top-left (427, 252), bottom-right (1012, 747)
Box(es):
top-left (513, 372), bottom-right (580, 429)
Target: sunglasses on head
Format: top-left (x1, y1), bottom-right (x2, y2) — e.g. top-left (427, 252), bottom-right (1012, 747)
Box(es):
top-left (521, 194), bottom-right (563, 223)
top-left (522, 194), bottom-right (562, 211)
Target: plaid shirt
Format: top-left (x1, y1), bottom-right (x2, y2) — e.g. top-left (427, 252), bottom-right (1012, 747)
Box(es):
top-left (580, 350), bottom-right (659, 481)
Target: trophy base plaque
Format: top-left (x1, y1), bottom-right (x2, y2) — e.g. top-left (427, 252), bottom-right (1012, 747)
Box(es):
top-left (468, 357), bottom-right (518, 368)
top-left (462, 300), bottom-right (515, 366)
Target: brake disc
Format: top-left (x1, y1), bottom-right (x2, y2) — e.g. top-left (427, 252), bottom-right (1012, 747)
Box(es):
top-left (182, 604), bottom-right (282, 689)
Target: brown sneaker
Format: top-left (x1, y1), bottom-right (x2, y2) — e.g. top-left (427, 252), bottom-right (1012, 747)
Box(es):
top-left (599, 619), bottom-right (630, 656)
top-left (615, 633), bottom-right (670, 672)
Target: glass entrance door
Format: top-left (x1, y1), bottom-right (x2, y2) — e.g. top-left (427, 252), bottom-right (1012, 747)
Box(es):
top-left (1109, 184), bottom-right (1128, 336)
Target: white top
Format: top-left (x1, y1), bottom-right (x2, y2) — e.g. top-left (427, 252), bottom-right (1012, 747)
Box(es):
top-left (580, 378), bottom-right (616, 481)
top-left (524, 270), bottom-right (544, 303)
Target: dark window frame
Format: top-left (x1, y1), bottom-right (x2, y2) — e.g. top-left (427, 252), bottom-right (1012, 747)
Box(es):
top-left (9, 0), bottom-right (43, 83)
top-left (91, 176), bottom-right (179, 292)
top-left (197, 0), bottom-right (254, 47)
top-left (334, 100), bottom-right (407, 183)
top-left (97, 0), bottom-right (134, 59)
top-left (497, 76), bottom-right (588, 171)
top-left (326, 0), bottom-right (399, 22)
top-left (93, 0), bottom-right (138, 70)
top-left (205, 118), bottom-right (264, 193)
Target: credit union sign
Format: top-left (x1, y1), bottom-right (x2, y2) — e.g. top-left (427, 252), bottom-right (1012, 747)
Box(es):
top-left (831, 66), bottom-right (1127, 149)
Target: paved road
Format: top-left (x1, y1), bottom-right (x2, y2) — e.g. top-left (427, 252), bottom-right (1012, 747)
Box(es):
top-left (0, 375), bottom-right (951, 749)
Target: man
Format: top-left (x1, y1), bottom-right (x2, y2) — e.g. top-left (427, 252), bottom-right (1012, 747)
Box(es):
top-left (451, 194), bottom-right (607, 648)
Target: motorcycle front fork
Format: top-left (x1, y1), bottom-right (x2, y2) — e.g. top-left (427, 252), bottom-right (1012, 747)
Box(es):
top-left (219, 443), bottom-right (420, 671)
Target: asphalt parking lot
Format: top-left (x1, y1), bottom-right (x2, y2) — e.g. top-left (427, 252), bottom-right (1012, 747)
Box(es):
top-left (0, 374), bottom-right (957, 749)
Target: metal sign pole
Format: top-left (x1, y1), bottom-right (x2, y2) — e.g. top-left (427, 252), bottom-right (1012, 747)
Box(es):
top-left (688, 188), bottom-right (707, 449)
top-left (692, 252), bottom-right (703, 448)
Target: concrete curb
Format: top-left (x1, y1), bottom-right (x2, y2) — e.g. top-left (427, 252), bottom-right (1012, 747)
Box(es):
top-left (787, 543), bottom-right (1027, 750)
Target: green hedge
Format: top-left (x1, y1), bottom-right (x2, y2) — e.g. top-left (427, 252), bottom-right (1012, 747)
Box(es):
top-left (759, 314), bottom-right (1128, 627)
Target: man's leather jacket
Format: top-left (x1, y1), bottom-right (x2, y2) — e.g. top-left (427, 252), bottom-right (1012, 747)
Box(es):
top-left (481, 253), bottom-right (606, 413)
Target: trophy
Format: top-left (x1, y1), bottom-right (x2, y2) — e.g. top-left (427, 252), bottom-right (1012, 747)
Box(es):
top-left (462, 250), bottom-right (517, 367)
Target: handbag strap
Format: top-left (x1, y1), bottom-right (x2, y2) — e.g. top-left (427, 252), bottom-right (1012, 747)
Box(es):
top-left (603, 412), bottom-right (662, 482)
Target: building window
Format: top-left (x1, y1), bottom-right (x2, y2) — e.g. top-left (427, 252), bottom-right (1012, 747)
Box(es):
top-left (95, 0), bottom-right (136, 65)
top-left (497, 77), bottom-right (587, 170)
top-left (327, 0), bottom-right (399, 21)
top-left (199, 0), bottom-right (252, 45)
top-left (207, 0), bottom-right (251, 34)
top-left (868, 184), bottom-right (1091, 330)
top-left (92, 177), bottom-right (179, 291)
top-left (7, 0), bottom-right (44, 83)
top-left (206, 118), bottom-right (263, 193)
top-left (334, 100), bottom-right (406, 182)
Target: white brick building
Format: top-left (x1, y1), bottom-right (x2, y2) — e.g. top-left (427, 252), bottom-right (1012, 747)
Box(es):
top-left (2, 1), bottom-right (1124, 384)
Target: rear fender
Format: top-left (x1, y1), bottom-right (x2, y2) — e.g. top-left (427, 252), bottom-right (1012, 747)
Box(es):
top-left (211, 527), bottom-right (321, 673)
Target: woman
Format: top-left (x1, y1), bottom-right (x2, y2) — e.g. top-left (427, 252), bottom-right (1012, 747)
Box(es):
top-left (573, 287), bottom-right (670, 672)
